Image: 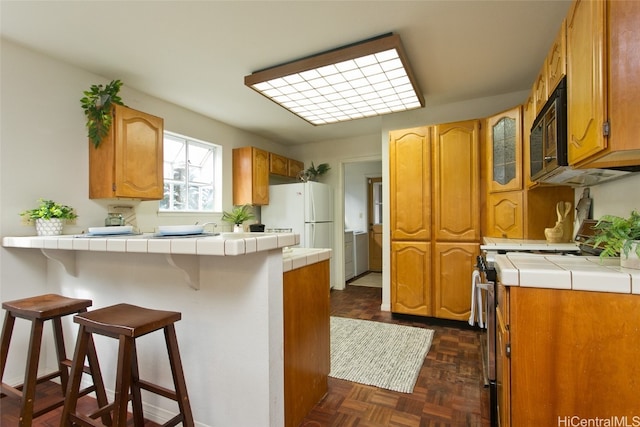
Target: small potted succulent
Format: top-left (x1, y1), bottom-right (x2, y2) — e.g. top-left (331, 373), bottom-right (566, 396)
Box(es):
top-left (20, 199), bottom-right (78, 236)
top-left (221, 204), bottom-right (255, 232)
top-left (587, 210), bottom-right (640, 269)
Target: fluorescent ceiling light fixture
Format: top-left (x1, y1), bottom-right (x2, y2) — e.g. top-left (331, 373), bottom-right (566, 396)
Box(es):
top-left (244, 33), bottom-right (424, 125)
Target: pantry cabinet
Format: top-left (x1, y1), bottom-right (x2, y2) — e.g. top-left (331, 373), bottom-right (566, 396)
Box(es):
top-left (567, 0), bottom-right (640, 168)
top-left (497, 285), bottom-right (640, 426)
top-left (232, 146), bottom-right (269, 205)
top-left (89, 104), bottom-right (164, 200)
top-left (390, 121), bottom-right (479, 320)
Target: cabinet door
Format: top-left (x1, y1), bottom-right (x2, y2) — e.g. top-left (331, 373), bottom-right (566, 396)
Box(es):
top-left (522, 92), bottom-right (536, 189)
top-left (496, 285), bottom-right (510, 427)
top-left (232, 147), bottom-right (269, 205)
top-left (114, 106), bottom-right (164, 199)
top-left (486, 107), bottom-right (522, 193)
top-left (391, 241), bottom-right (431, 316)
top-left (433, 243), bottom-right (478, 321)
top-left (566, 0), bottom-right (607, 165)
top-left (532, 65), bottom-right (547, 116)
top-left (389, 127), bottom-right (431, 241)
top-left (487, 191), bottom-right (523, 238)
top-left (269, 153), bottom-right (289, 176)
top-left (433, 120), bottom-right (480, 241)
top-left (89, 104), bottom-right (164, 200)
top-left (288, 159), bottom-right (304, 178)
top-left (546, 20), bottom-right (567, 94)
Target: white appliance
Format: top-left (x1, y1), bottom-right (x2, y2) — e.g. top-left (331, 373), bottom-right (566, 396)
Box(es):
top-left (261, 181), bottom-right (335, 285)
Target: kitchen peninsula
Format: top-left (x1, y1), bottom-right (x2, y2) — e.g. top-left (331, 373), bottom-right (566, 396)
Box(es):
top-left (2, 232), bottom-right (331, 427)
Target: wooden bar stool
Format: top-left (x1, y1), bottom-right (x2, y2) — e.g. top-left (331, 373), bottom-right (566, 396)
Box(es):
top-left (0, 294), bottom-right (110, 426)
top-left (61, 303), bottom-right (195, 427)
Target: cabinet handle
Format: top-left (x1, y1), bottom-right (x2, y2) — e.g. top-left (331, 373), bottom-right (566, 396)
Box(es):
top-left (544, 156), bottom-right (557, 162)
top-left (506, 343), bottom-right (511, 358)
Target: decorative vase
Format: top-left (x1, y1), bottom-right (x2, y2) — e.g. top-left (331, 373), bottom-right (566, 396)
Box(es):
top-left (35, 218), bottom-right (64, 236)
top-left (233, 224), bottom-right (243, 233)
top-left (621, 241), bottom-right (640, 269)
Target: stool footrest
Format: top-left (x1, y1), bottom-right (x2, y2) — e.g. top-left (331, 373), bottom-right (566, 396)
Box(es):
top-left (1, 383), bottom-right (22, 399)
top-left (162, 413), bottom-right (185, 427)
top-left (138, 379), bottom-right (178, 401)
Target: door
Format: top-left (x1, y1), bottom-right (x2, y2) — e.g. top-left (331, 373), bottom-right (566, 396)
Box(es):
top-left (368, 177), bottom-right (383, 272)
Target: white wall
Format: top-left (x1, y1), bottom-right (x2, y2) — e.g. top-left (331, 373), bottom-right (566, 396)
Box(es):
top-left (0, 39), bottom-right (290, 393)
top-left (578, 174), bottom-right (640, 219)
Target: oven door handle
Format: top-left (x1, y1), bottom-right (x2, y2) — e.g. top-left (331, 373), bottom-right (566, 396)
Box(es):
top-left (476, 282), bottom-right (493, 291)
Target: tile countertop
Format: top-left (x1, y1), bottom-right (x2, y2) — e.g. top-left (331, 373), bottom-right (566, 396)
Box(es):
top-left (283, 247), bottom-right (332, 273)
top-left (1, 232), bottom-right (300, 256)
top-left (494, 253), bottom-right (640, 295)
top-left (481, 237), bottom-right (580, 252)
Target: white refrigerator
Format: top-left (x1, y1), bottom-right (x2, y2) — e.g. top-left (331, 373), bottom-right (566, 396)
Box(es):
top-left (261, 181), bottom-right (335, 286)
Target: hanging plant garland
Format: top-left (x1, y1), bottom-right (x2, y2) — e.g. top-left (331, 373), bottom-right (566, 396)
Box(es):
top-left (81, 79), bottom-right (126, 148)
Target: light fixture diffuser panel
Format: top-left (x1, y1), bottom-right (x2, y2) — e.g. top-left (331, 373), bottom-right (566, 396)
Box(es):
top-left (245, 33), bottom-right (424, 125)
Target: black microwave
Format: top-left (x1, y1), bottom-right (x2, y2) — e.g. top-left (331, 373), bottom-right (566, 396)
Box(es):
top-left (529, 76), bottom-right (568, 181)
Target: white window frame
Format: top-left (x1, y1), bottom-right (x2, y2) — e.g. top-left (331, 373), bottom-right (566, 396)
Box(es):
top-left (159, 131), bottom-right (222, 213)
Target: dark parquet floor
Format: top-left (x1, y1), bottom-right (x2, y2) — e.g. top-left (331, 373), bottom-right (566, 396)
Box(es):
top-left (301, 283), bottom-right (491, 427)
top-left (1, 280), bottom-right (489, 427)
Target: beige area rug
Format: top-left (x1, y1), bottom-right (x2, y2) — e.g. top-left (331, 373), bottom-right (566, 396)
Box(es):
top-left (349, 272), bottom-right (382, 288)
top-left (329, 316), bottom-right (434, 393)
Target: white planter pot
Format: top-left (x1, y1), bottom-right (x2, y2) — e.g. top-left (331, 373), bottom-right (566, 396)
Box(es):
top-left (621, 240), bottom-right (640, 269)
top-left (233, 224), bottom-right (243, 233)
top-left (35, 218), bottom-right (64, 236)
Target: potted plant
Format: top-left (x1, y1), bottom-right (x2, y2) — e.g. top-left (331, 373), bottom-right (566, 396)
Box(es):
top-left (221, 204), bottom-right (255, 232)
top-left (305, 162), bottom-right (331, 181)
top-left (81, 79), bottom-right (125, 148)
top-left (20, 199), bottom-right (78, 236)
top-left (587, 210), bottom-right (640, 269)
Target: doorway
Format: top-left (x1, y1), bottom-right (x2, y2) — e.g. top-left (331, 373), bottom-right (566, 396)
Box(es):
top-left (343, 160), bottom-right (382, 288)
top-left (368, 177), bottom-right (383, 272)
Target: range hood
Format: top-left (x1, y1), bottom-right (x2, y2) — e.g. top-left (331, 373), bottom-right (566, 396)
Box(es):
top-left (535, 166), bottom-right (639, 187)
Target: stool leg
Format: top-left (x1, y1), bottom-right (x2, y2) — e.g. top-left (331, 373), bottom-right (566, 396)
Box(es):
top-left (0, 312), bottom-right (16, 389)
top-left (165, 324), bottom-right (194, 427)
top-left (129, 344), bottom-right (145, 427)
top-left (113, 335), bottom-right (134, 427)
top-left (18, 318), bottom-right (45, 427)
top-left (51, 316), bottom-right (69, 393)
top-left (60, 324), bottom-right (90, 427)
top-left (85, 334), bottom-right (112, 426)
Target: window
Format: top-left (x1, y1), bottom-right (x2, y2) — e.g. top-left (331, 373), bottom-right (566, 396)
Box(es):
top-left (160, 131), bottom-right (222, 212)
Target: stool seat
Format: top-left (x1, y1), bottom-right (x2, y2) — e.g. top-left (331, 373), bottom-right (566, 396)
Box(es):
top-left (75, 303), bottom-right (181, 338)
top-left (2, 293), bottom-right (92, 320)
top-left (61, 303), bottom-right (194, 427)
top-left (1, 294), bottom-right (107, 427)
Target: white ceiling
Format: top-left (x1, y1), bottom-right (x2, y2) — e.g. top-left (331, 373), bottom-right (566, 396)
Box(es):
top-left (0, 0), bottom-right (572, 145)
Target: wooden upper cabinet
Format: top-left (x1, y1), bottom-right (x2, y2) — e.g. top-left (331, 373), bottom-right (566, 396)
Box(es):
top-left (89, 104), bottom-right (164, 200)
top-left (391, 241), bottom-right (431, 316)
top-left (486, 106), bottom-right (522, 193)
top-left (566, 0), bottom-right (640, 168)
top-left (566, 0), bottom-right (607, 165)
top-left (233, 146), bottom-right (269, 205)
top-left (269, 153), bottom-right (288, 176)
top-left (522, 92), bottom-right (536, 188)
top-left (532, 64), bottom-right (547, 116)
top-left (546, 20), bottom-right (567, 95)
top-left (287, 158), bottom-right (304, 179)
top-left (433, 120), bottom-right (480, 241)
top-left (389, 126), bottom-right (431, 241)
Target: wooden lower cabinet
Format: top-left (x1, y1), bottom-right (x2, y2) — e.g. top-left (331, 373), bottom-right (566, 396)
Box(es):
top-left (433, 243), bottom-right (478, 321)
top-left (283, 260), bottom-right (330, 427)
top-left (391, 241), bottom-right (431, 316)
top-left (498, 285), bottom-right (640, 426)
